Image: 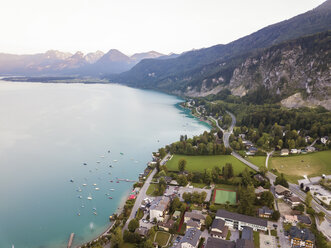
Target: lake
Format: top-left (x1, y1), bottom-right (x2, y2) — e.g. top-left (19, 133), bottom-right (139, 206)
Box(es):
top-left (0, 81), bottom-right (209, 248)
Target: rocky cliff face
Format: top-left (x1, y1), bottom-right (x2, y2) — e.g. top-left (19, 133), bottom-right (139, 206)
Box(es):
top-left (182, 32), bottom-right (331, 110)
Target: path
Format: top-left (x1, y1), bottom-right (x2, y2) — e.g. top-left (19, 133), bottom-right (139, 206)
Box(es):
top-left (265, 150), bottom-right (274, 168)
top-left (123, 154), bottom-right (170, 231)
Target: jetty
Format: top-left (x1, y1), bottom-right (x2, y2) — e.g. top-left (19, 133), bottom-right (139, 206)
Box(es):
top-left (67, 233), bottom-right (75, 248)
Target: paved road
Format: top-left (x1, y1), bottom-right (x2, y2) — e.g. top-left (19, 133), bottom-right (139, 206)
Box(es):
top-left (265, 150), bottom-right (274, 168)
top-left (209, 110), bottom-right (235, 148)
top-left (224, 111), bottom-right (331, 223)
top-left (123, 154), bottom-right (170, 231)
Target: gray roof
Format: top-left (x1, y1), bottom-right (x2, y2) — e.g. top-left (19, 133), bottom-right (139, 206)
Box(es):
top-left (211, 218), bottom-right (225, 230)
top-left (289, 226), bottom-right (315, 242)
top-left (205, 237), bottom-right (235, 248)
top-left (135, 227), bottom-right (148, 236)
top-left (186, 219), bottom-right (200, 228)
top-left (236, 239), bottom-right (254, 248)
top-left (184, 211), bottom-right (206, 221)
top-left (297, 215), bottom-right (311, 225)
top-left (241, 227), bottom-right (253, 241)
top-left (216, 209), bottom-right (268, 227)
top-left (181, 228), bottom-right (202, 247)
top-left (258, 206), bottom-right (274, 215)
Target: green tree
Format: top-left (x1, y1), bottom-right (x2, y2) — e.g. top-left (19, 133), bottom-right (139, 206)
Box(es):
top-left (205, 215), bottom-right (212, 228)
top-left (178, 158), bottom-right (187, 172)
top-left (241, 168), bottom-right (251, 187)
top-left (238, 184), bottom-right (256, 215)
top-left (305, 191), bottom-right (312, 208)
top-left (260, 191), bottom-right (274, 208)
top-left (177, 175), bottom-right (188, 186)
top-left (271, 210), bottom-right (280, 221)
top-left (128, 218), bottom-right (139, 232)
top-left (111, 227), bottom-right (123, 248)
top-left (222, 163), bottom-right (234, 180)
top-left (274, 173), bottom-right (289, 188)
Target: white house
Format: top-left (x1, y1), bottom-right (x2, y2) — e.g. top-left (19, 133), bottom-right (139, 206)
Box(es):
top-left (149, 197), bottom-right (170, 222)
top-left (215, 209), bottom-right (268, 232)
top-left (181, 228), bottom-right (202, 248)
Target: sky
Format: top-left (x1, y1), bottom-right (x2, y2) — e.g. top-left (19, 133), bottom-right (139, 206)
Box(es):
top-left (0, 0), bottom-right (325, 56)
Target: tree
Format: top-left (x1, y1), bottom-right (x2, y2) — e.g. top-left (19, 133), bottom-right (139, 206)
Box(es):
top-left (111, 227), bottom-right (123, 248)
top-left (177, 175), bottom-right (188, 186)
top-left (260, 191), bottom-right (274, 208)
top-left (128, 218), bottom-right (139, 232)
top-left (274, 173), bottom-right (289, 188)
top-left (205, 215), bottom-right (212, 228)
top-left (238, 184), bottom-right (256, 215)
top-left (222, 163), bottom-right (234, 180)
top-left (178, 158), bottom-right (187, 172)
top-left (241, 168), bottom-right (251, 187)
top-left (271, 210), bottom-right (280, 221)
top-left (305, 191), bottom-right (312, 208)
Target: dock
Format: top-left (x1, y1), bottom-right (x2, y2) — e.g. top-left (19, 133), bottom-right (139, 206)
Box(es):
top-left (67, 233), bottom-right (75, 248)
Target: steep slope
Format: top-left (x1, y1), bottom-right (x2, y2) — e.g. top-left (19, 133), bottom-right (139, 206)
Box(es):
top-left (110, 0), bottom-right (331, 94)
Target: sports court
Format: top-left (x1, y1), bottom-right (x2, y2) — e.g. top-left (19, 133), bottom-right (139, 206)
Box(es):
top-left (213, 188), bottom-right (237, 205)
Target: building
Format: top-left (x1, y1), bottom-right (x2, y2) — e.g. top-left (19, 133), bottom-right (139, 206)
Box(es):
top-left (321, 136), bottom-right (329, 145)
top-left (149, 196), bottom-right (170, 222)
top-left (286, 196), bottom-right (301, 208)
top-left (241, 227), bottom-right (253, 241)
top-left (258, 206), bottom-right (274, 218)
top-left (253, 174), bottom-right (265, 183)
top-left (205, 237), bottom-right (235, 248)
top-left (173, 210), bottom-right (181, 220)
top-left (275, 184), bottom-right (291, 198)
top-left (159, 219), bottom-right (175, 232)
top-left (246, 147), bottom-right (258, 156)
top-left (306, 146), bottom-right (316, 152)
top-left (280, 149), bottom-right (289, 156)
top-left (181, 228), bottom-right (202, 248)
top-left (255, 186), bottom-right (269, 199)
top-left (297, 215), bottom-right (311, 225)
top-left (215, 209), bottom-right (268, 231)
top-left (290, 149), bottom-right (300, 154)
top-left (210, 219), bottom-right (228, 240)
top-left (184, 210), bottom-right (206, 228)
top-left (135, 227), bottom-right (148, 237)
top-left (288, 226), bottom-right (315, 248)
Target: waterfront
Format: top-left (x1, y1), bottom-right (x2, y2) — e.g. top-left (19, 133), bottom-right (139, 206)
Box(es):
top-left (0, 81), bottom-right (209, 248)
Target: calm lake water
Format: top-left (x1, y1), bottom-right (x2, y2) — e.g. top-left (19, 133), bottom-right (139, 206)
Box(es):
top-left (0, 81), bottom-right (209, 248)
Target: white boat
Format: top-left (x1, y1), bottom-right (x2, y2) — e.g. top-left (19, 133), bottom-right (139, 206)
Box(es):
top-left (113, 160), bottom-right (118, 162)
top-left (101, 156), bottom-right (105, 158)
top-left (82, 183), bottom-right (87, 186)
top-left (93, 183), bottom-right (97, 186)
top-left (87, 194), bottom-right (93, 200)
top-left (95, 187), bottom-right (100, 190)
top-left (109, 189), bottom-right (115, 191)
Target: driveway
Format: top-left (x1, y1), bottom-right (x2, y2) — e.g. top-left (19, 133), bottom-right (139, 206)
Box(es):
top-left (260, 233), bottom-right (277, 248)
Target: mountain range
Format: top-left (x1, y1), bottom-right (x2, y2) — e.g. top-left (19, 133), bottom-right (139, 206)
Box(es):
top-left (0, 49), bottom-right (165, 76)
top-left (108, 0), bottom-right (331, 109)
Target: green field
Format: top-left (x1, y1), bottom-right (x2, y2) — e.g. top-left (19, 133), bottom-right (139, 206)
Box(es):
top-left (270, 150), bottom-right (331, 183)
top-left (246, 156), bottom-right (266, 168)
top-left (154, 231), bottom-right (171, 247)
top-left (166, 155), bottom-right (252, 175)
top-left (146, 184), bottom-right (157, 196)
top-left (213, 188), bottom-right (237, 205)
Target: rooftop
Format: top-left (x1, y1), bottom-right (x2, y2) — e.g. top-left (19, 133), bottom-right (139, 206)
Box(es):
top-left (289, 226), bottom-right (315, 242)
top-left (216, 209), bottom-right (268, 227)
top-left (185, 210), bottom-right (206, 221)
top-left (241, 227), bottom-right (253, 241)
top-left (205, 237), bottom-right (235, 248)
top-left (211, 218), bottom-right (225, 230)
top-left (275, 184), bottom-right (289, 194)
top-left (181, 228), bottom-right (202, 247)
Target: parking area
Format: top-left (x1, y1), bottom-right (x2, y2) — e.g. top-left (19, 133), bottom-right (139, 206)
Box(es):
top-left (260, 234), bottom-right (277, 248)
top-left (165, 185), bottom-right (212, 202)
top-left (277, 200), bottom-right (292, 216)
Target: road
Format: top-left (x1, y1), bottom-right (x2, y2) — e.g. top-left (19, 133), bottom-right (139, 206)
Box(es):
top-left (209, 110), bottom-right (235, 148)
top-left (265, 150), bottom-right (274, 168)
top-left (222, 111), bottom-right (331, 223)
top-left (123, 154), bottom-right (170, 231)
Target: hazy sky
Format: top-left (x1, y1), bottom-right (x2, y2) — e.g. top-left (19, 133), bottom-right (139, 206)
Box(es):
top-left (0, 0), bottom-right (325, 55)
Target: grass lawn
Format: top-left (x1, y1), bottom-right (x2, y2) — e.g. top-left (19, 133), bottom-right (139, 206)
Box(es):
top-left (246, 156), bottom-right (266, 169)
top-left (166, 154), bottom-right (252, 175)
top-left (270, 229), bottom-right (277, 236)
top-left (253, 231), bottom-right (260, 248)
top-left (270, 150), bottom-right (331, 183)
top-left (226, 230), bottom-right (231, 240)
top-left (213, 188), bottom-right (237, 205)
top-left (214, 184), bottom-right (238, 191)
top-left (191, 182), bottom-right (208, 188)
top-left (154, 231), bottom-right (171, 247)
top-left (146, 184), bottom-right (157, 196)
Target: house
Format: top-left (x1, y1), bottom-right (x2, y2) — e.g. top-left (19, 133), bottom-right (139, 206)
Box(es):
top-left (205, 237), bottom-right (235, 248)
top-left (164, 176), bottom-right (172, 184)
top-left (253, 174), bottom-right (265, 183)
top-left (135, 227), bottom-right (148, 237)
top-left (258, 206), bottom-right (274, 218)
top-left (285, 196), bottom-right (301, 208)
top-left (290, 149), bottom-right (300, 154)
top-left (284, 215), bottom-right (298, 224)
top-left (280, 149), bottom-right (289, 156)
top-left (255, 186), bottom-right (269, 199)
top-left (159, 219), bottom-right (175, 232)
top-left (246, 147), bottom-right (258, 156)
top-left (242, 140), bottom-right (254, 148)
top-left (210, 219), bottom-right (228, 240)
top-left (149, 196), bottom-right (170, 222)
top-left (306, 146), bottom-right (316, 152)
top-left (181, 228), bottom-right (202, 248)
top-left (236, 227), bottom-right (254, 248)
top-left (275, 184), bottom-right (290, 198)
top-left (321, 136), bottom-right (329, 145)
top-left (215, 209), bottom-right (268, 232)
top-left (184, 210), bottom-right (206, 228)
top-left (288, 226), bottom-right (315, 248)
top-left (297, 215), bottom-right (311, 225)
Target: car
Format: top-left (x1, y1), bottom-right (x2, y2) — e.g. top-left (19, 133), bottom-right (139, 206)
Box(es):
top-left (142, 219), bottom-right (149, 223)
top-left (273, 224), bottom-right (278, 228)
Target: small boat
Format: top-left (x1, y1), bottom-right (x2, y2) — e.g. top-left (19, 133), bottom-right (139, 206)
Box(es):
top-left (82, 183), bottom-right (87, 186)
top-left (108, 197), bottom-right (113, 199)
top-left (109, 165), bottom-right (113, 168)
top-left (93, 183), bottom-right (97, 186)
top-left (109, 189), bottom-right (115, 191)
top-left (70, 179), bottom-right (74, 183)
top-left (83, 163), bottom-right (87, 165)
top-left (87, 194), bottom-right (93, 200)
top-left (95, 188), bottom-right (100, 190)
top-left (78, 195), bottom-right (82, 199)
top-left (105, 193), bottom-right (110, 196)
top-left (96, 161), bottom-right (100, 163)
top-left (81, 205), bottom-right (85, 208)
top-left (93, 207), bottom-right (97, 211)
top-left (116, 181), bottom-right (119, 183)
top-left (110, 180), bottom-right (113, 183)
top-left (108, 150), bottom-right (110, 153)
top-left (93, 212), bottom-right (97, 215)
top-left (101, 156), bottom-right (105, 158)
top-left (113, 160), bottom-right (118, 162)
top-left (120, 152), bottom-right (124, 155)
top-left (77, 187), bottom-right (82, 192)
top-left (77, 213), bottom-right (81, 216)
